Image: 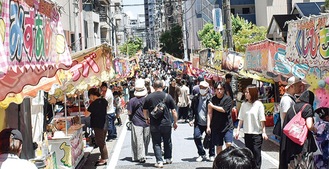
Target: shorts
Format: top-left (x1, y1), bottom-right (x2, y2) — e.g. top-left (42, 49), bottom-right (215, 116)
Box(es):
top-left (211, 129), bottom-right (233, 146)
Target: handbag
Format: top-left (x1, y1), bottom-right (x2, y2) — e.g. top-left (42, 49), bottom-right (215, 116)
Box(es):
top-left (283, 104), bottom-right (308, 146)
top-left (273, 115), bottom-right (281, 137)
top-left (203, 134), bottom-right (212, 149)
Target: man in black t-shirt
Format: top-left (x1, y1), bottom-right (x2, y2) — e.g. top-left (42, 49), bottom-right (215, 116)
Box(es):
top-left (143, 80), bottom-right (178, 168)
top-left (224, 74), bottom-right (233, 100)
top-left (207, 82), bottom-right (233, 155)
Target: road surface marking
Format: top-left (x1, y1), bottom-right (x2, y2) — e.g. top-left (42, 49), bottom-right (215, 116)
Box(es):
top-left (261, 151), bottom-right (279, 167)
top-left (107, 118), bottom-right (129, 169)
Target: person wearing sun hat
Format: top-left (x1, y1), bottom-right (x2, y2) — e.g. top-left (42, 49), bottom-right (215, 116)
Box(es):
top-left (0, 128), bottom-right (37, 169)
top-left (127, 79), bottom-right (150, 163)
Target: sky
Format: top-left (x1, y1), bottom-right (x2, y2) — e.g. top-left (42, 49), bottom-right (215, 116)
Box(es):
top-left (123, 0), bottom-right (145, 19)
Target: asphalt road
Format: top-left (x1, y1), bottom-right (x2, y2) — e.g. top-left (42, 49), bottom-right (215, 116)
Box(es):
top-left (83, 113), bottom-right (280, 169)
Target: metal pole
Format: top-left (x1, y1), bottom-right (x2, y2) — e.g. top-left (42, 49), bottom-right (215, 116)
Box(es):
top-left (64, 94), bottom-right (68, 136)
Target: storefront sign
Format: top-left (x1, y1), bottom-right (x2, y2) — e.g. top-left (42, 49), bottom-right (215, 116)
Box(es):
top-left (0, 0), bottom-right (71, 76)
top-left (286, 15), bottom-right (329, 68)
top-left (222, 51), bottom-right (243, 72)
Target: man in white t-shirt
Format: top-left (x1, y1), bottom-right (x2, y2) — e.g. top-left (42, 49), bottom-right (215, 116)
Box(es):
top-left (279, 76), bottom-right (303, 127)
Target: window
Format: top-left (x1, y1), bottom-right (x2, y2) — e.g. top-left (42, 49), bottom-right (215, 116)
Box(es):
top-left (242, 8), bottom-right (250, 14)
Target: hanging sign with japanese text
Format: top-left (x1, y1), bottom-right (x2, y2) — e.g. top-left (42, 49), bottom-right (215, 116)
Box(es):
top-left (0, 0), bottom-right (71, 77)
top-left (286, 14), bottom-right (329, 69)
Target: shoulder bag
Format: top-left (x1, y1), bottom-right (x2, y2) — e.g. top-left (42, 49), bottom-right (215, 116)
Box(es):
top-left (283, 104), bottom-right (308, 146)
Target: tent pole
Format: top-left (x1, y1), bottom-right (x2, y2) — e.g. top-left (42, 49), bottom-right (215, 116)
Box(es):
top-left (78, 93), bottom-right (81, 124)
top-left (64, 94), bottom-right (68, 136)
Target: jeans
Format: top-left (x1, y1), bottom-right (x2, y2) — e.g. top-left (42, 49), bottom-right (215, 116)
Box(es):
top-left (150, 125), bottom-right (172, 162)
top-left (193, 124), bottom-right (215, 156)
top-left (107, 113), bottom-right (117, 139)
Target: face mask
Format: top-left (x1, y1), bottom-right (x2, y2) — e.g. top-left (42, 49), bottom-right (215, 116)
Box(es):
top-left (200, 89), bottom-right (208, 96)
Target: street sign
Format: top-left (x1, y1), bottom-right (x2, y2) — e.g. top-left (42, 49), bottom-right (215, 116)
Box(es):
top-left (212, 8), bottom-right (223, 32)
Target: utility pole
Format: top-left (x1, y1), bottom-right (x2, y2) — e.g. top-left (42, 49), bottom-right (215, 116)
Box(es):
top-left (182, 0), bottom-right (188, 61)
top-left (223, 0), bottom-right (233, 50)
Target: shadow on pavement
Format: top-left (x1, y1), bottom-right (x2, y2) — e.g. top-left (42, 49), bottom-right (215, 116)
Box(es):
top-left (196, 167), bottom-right (212, 169)
top-left (181, 157), bottom-right (198, 162)
top-left (82, 153), bottom-right (101, 169)
top-left (184, 137), bottom-right (194, 140)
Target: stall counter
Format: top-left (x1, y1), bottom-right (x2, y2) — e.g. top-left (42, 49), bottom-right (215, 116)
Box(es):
top-left (48, 124), bottom-right (84, 169)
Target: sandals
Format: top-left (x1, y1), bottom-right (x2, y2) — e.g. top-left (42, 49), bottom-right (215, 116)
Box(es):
top-left (95, 160), bottom-right (107, 166)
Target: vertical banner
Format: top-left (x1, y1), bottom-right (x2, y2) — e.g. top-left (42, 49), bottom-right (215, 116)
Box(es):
top-left (199, 49), bottom-right (209, 68)
top-left (214, 50), bottom-right (222, 70)
top-left (191, 54), bottom-right (199, 69)
top-left (212, 8), bottom-right (223, 32)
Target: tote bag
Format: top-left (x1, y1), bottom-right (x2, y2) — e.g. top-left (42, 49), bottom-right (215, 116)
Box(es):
top-left (283, 104), bottom-right (308, 146)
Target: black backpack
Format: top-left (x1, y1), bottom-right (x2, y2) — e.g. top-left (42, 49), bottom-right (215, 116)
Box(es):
top-left (150, 94), bottom-right (168, 119)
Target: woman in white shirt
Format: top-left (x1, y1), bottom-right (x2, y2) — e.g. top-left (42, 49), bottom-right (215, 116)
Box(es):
top-left (235, 85), bottom-right (268, 169)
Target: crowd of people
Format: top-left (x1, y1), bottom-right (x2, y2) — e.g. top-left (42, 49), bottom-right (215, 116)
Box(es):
top-left (0, 54), bottom-right (328, 169)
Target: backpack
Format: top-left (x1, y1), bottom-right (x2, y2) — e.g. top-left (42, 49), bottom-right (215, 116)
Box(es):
top-left (150, 94), bottom-right (169, 119)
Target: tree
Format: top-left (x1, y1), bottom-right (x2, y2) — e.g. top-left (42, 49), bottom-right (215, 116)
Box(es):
top-left (197, 23), bottom-right (222, 50)
top-left (119, 37), bottom-right (143, 57)
top-left (231, 15), bottom-right (267, 52)
top-left (160, 24), bottom-right (184, 58)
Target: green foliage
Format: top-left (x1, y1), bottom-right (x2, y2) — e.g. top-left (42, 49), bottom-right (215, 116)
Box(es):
top-left (119, 37), bottom-right (143, 57)
top-left (159, 24), bottom-right (184, 58)
top-left (197, 23), bottom-right (222, 50)
top-left (231, 15), bottom-right (267, 52)
top-left (326, 0), bottom-right (329, 10)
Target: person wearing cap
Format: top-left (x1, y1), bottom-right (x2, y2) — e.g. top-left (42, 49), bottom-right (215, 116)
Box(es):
top-left (207, 82), bottom-right (233, 155)
top-left (100, 82), bottom-right (117, 142)
top-left (0, 128), bottom-right (37, 169)
top-left (85, 88), bottom-right (109, 166)
top-left (279, 90), bottom-right (316, 169)
top-left (189, 81), bottom-right (216, 162)
top-left (279, 76), bottom-right (303, 128)
top-left (127, 79), bottom-right (150, 163)
top-left (192, 75), bottom-right (204, 95)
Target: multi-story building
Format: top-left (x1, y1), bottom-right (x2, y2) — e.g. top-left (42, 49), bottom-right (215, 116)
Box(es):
top-left (184, 0), bottom-right (324, 55)
top-left (130, 14), bottom-right (147, 48)
top-left (58, 0), bottom-right (130, 56)
top-left (185, 0), bottom-right (216, 53)
top-left (144, 0), bottom-right (157, 50)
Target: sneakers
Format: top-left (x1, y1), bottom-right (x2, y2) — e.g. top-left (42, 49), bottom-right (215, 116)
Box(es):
top-left (196, 155), bottom-right (206, 162)
top-left (209, 156), bottom-right (215, 162)
top-left (154, 161), bottom-right (164, 168)
top-left (165, 158), bottom-right (172, 164)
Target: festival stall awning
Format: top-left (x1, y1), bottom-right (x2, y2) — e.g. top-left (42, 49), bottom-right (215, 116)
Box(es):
top-left (0, 0), bottom-right (72, 101)
top-left (50, 44), bottom-right (114, 99)
top-left (245, 39), bottom-right (287, 82)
